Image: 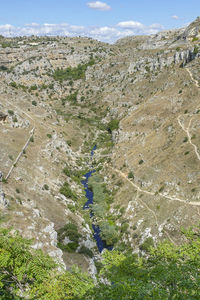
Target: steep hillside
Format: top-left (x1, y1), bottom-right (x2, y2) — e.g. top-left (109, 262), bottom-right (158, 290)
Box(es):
top-left (1, 18), bottom-right (200, 273)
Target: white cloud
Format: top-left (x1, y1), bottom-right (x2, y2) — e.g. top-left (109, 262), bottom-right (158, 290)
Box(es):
top-left (117, 21), bottom-right (144, 29)
top-left (171, 15), bottom-right (179, 20)
top-left (0, 21), bottom-right (164, 43)
top-left (87, 1), bottom-right (111, 11)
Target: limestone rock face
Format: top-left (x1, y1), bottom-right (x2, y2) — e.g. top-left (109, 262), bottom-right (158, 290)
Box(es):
top-left (0, 172), bottom-right (9, 208)
top-left (0, 191), bottom-right (9, 208)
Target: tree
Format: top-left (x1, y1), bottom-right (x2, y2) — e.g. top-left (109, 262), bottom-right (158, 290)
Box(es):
top-left (0, 228), bottom-right (93, 299)
top-left (107, 119), bottom-right (119, 133)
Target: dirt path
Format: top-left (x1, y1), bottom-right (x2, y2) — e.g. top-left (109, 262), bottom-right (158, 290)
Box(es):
top-left (186, 68), bottom-right (199, 88)
top-left (177, 115), bottom-right (200, 161)
top-left (176, 68), bottom-right (200, 163)
top-left (4, 98), bottom-right (36, 180)
top-left (109, 166), bottom-right (200, 207)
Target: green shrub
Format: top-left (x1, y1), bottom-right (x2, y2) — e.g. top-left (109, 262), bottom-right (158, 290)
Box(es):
top-left (107, 119), bottom-right (119, 133)
top-left (43, 184), bottom-right (49, 190)
top-left (194, 45), bottom-right (199, 55)
top-left (58, 223), bottom-right (81, 244)
top-left (8, 109), bottom-right (14, 115)
top-left (100, 221), bottom-right (119, 245)
top-left (60, 182), bottom-right (78, 201)
top-left (78, 245), bottom-right (93, 257)
top-left (0, 65), bottom-right (8, 71)
top-left (128, 171), bottom-right (134, 179)
top-left (139, 237), bottom-right (154, 252)
top-left (58, 242), bottom-right (78, 252)
top-left (63, 167), bottom-right (71, 177)
top-left (10, 81), bottom-right (17, 88)
top-left (32, 100), bottom-right (37, 106)
top-left (53, 59), bottom-right (95, 82)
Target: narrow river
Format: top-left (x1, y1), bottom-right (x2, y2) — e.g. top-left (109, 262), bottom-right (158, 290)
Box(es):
top-left (81, 146), bottom-right (113, 253)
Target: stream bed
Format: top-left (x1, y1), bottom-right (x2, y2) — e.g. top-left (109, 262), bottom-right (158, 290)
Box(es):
top-left (81, 146), bottom-right (113, 253)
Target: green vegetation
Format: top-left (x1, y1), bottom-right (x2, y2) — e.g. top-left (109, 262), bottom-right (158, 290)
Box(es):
top-left (139, 237), bottom-right (154, 252)
top-left (0, 65), bottom-right (8, 72)
top-left (59, 182), bottom-right (78, 201)
top-left (2, 226), bottom-right (200, 299)
top-left (107, 119), bottom-right (119, 133)
top-left (43, 184), bottom-right (49, 191)
top-left (9, 81), bottom-right (17, 88)
top-left (0, 228), bottom-right (93, 299)
top-left (8, 110), bottom-right (14, 116)
top-left (194, 45), bottom-right (199, 55)
top-left (53, 59), bottom-right (95, 82)
top-left (128, 171), bottom-right (134, 179)
top-left (88, 174), bottom-right (118, 246)
top-left (62, 91), bottom-right (78, 105)
top-left (32, 100), bottom-right (37, 106)
top-left (57, 223), bottom-right (82, 253)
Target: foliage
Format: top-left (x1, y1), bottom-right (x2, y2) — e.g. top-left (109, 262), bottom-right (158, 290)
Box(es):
top-left (0, 228), bottom-right (56, 298)
top-left (0, 229), bottom-right (93, 299)
top-left (9, 82), bottom-right (17, 88)
top-left (194, 45), bottom-right (199, 55)
top-left (128, 171), bottom-right (134, 179)
top-left (89, 226), bottom-right (200, 299)
top-left (53, 59), bottom-right (95, 82)
top-left (139, 237), bottom-right (154, 252)
top-left (78, 246), bottom-right (93, 258)
top-left (57, 223), bottom-right (82, 253)
top-left (2, 226), bottom-right (200, 298)
top-left (99, 221), bottom-right (119, 246)
top-left (32, 266), bottom-right (94, 300)
top-left (62, 91), bottom-right (78, 105)
top-left (60, 182), bottom-right (78, 201)
top-left (0, 65), bottom-right (8, 72)
top-left (107, 119), bottom-right (119, 133)
top-left (88, 175), bottom-right (118, 245)
top-left (32, 100), bottom-right (37, 106)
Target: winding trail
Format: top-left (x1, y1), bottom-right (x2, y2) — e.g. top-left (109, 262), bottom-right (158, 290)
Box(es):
top-left (109, 166), bottom-right (200, 207)
top-left (4, 97), bottom-right (36, 181)
top-left (177, 115), bottom-right (200, 161)
top-left (186, 68), bottom-right (199, 88)
top-left (177, 68), bottom-right (200, 162)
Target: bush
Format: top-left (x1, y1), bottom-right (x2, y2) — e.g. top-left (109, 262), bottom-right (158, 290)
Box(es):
top-left (0, 65), bottom-right (8, 71)
top-left (194, 45), bottom-right (199, 55)
top-left (59, 182), bottom-right (78, 201)
top-left (32, 100), bottom-right (37, 106)
top-left (139, 237), bottom-right (154, 252)
top-left (78, 245), bottom-right (93, 257)
top-left (107, 119), bottom-right (119, 133)
top-left (58, 223), bottom-right (81, 246)
top-left (62, 91), bottom-right (78, 105)
top-left (53, 59), bottom-right (95, 82)
top-left (43, 184), bottom-right (49, 190)
top-left (58, 242), bottom-right (78, 252)
top-left (100, 221), bottom-right (119, 246)
top-left (128, 171), bottom-right (134, 179)
top-left (10, 81), bottom-right (17, 88)
top-left (63, 167), bottom-right (71, 177)
top-left (8, 109), bottom-right (14, 115)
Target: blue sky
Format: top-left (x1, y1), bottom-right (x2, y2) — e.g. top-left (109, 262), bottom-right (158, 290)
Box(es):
top-left (0, 0), bottom-right (199, 42)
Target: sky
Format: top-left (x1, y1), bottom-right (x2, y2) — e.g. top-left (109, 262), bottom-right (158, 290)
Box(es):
top-left (0, 0), bottom-right (199, 43)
